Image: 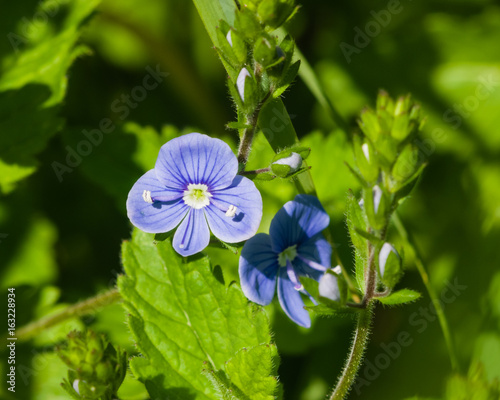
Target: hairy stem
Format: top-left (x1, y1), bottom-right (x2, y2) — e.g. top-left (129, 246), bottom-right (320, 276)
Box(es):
top-left (329, 304), bottom-right (374, 400)
top-left (392, 212), bottom-right (459, 372)
top-left (16, 288), bottom-right (122, 342)
top-left (237, 112), bottom-right (259, 167)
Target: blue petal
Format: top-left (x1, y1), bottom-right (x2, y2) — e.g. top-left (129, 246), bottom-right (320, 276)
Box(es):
top-left (126, 170), bottom-right (188, 233)
top-left (172, 208), bottom-right (210, 256)
top-left (277, 267), bottom-right (311, 328)
top-left (294, 233), bottom-right (332, 281)
top-left (155, 132), bottom-right (238, 191)
top-left (270, 194), bottom-right (330, 253)
top-left (239, 233), bottom-right (279, 305)
top-left (205, 175), bottom-right (263, 243)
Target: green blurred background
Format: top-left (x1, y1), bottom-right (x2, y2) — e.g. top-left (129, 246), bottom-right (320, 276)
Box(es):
top-left (1, 0), bottom-right (500, 399)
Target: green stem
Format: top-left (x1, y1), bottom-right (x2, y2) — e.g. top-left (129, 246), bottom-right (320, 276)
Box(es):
top-left (237, 111), bottom-right (260, 168)
top-left (329, 304), bottom-right (374, 400)
top-left (392, 212), bottom-right (459, 372)
top-left (16, 288), bottom-right (122, 342)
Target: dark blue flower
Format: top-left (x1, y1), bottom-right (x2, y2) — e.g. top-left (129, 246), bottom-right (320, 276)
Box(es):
top-left (127, 132), bottom-right (263, 256)
top-left (239, 194), bottom-right (332, 327)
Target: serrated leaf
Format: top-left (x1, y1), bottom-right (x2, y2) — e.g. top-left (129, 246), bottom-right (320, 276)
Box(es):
top-left (119, 229), bottom-right (275, 400)
top-left (223, 344), bottom-right (280, 400)
top-left (377, 289), bottom-right (421, 306)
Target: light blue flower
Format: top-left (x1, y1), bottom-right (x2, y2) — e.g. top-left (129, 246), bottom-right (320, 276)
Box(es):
top-left (127, 132), bottom-right (263, 256)
top-left (239, 194), bottom-right (332, 327)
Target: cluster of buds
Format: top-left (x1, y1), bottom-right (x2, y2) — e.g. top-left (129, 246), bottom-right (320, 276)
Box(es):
top-left (354, 90), bottom-right (427, 197)
top-left (57, 330), bottom-right (127, 400)
top-left (347, 91), bottom-right (427, 292)
top-left (216, 0), bottom-right (300, 113)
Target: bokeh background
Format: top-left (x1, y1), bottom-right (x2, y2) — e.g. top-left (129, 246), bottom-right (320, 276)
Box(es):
top-left (1, 0), bottom-right (500, 399)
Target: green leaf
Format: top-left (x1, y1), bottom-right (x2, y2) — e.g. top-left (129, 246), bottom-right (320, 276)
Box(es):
top-left (223, 344), bottom-right (280, 400)
top-left (346, 190), bottom-right (368, 253)
top-left (192, 0), bottom-right (238, 80)
top-left (119, 229), bottom-right (276, 400)
top-left (377, 289), bottom-right (421, 306)
top-left (0, 0), bottom-right (101, 193)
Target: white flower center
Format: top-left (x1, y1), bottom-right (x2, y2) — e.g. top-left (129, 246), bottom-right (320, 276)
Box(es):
top-left (278, 245), bottom-right (298, 267)
top-left (183, 184), bottom-right (212, 209)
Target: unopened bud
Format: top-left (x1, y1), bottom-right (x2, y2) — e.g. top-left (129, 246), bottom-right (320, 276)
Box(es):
top-left (271, 152), bottom-right (302, 176)
top-left (379, 243), bottom-right (402, 288)
top-left (236, 68), bottom-right (251, 102)
top-left (319, 271), bottom-right (340, 302)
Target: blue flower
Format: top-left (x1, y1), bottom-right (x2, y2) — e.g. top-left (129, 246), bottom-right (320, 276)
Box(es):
top-left (126, 132), bottom-right (263, 256)
top-left (239, 194), bottom-right (332, 327)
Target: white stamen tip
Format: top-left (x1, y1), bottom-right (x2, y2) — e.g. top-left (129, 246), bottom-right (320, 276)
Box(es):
top-left (225, 205), bottom-right (237, 217)
top-left (362, 143), bottom-right (370, 162)
top-left (143, 190), bottom-right (153, 204)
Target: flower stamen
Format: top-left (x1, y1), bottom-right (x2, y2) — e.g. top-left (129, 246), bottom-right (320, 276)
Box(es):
top-left (183, 184), bottom-right (212, 209)
top-left (296, 255), bottom-right (328, 272)
top-left (143, 190), bottom-right (153, 204)
top-left (225, 205), bottom-right (237, 217)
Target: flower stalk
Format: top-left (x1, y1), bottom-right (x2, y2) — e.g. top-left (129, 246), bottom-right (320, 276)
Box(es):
top-left (16, 288), bottom-right (122, 342)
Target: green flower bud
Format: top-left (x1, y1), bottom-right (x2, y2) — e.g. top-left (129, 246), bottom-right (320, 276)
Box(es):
top-left (363, 185), bottom-right (388, 231)
top-left (257, 0), bottom-right (296, 29)
top-left (235, 7), bottom-right (261, 39)
top-left (379, 243), bottom-right (403, 288)
top-left (353, 135), bottom-right (378, 183)
top-left (391, 143), bottom-right (422, 188)
top-left (254, 36), bottom-right (276, 67)
top-left (358, 108), bottom-right (382, 142)
top-left (226, 28), bottom-right (247, 65)
top-left (236, 68), bottom-right (258, 108)
top-left (58, 330), bottom-right (127, 400)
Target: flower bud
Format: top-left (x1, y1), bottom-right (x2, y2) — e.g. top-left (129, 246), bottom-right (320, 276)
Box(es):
top-left (363, 185), bottom-right (387, 231)
top-left (236, 68), bottom-right (251, 102)
top-left (319, 271), bottom-right (340, 302)
top-left (254, 36), bottom-right (276, 67)
top-left (257, 0), bottom-right (296, 29)
top-left (379, 243), bottom-right (402, 288)
top-left (353, 135), bottom-right (378, 183)
top-left (225, 28), bottom-right (247, 65)
top-left (271, 152), bottom-right (302, 177)
top-left (391, 143), bottom-right (422, 189)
